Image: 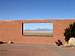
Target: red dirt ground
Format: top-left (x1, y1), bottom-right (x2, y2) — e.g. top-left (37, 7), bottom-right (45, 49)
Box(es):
top-left (0, 44), bottom-right (75, 56)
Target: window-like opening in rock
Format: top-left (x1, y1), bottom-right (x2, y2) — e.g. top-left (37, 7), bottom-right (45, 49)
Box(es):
top-left (23, 23), bottom-right (53, 37)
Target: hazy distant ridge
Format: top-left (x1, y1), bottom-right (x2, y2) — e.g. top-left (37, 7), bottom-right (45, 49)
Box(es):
top-left (25, 28), bottom-right (52, 31)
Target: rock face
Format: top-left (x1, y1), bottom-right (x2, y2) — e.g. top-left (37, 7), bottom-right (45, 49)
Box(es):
top-left (64, 37), bottom-right (75, 47)
top-left (68, 37), bottom-right (75, 46)
top-left (8, 41), bottom-right (14, 44)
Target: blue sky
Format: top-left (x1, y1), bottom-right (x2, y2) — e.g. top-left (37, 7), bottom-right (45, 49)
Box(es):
top-left (23, 23), bottom-right (53, 31)
top-left (0, 0), bottom-right (75, 20)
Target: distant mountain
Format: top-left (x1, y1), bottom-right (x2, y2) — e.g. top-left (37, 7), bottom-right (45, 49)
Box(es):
top-left (25, 28), bottom-right (53, 31)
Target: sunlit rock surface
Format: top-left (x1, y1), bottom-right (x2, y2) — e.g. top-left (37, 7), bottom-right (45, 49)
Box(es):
top-left (64, 37), bottom-right (75, 47)
top-left (68, 37), bottom-right (75, 46)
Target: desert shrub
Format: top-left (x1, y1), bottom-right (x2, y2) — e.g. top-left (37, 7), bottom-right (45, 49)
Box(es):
top-left (0, 41), bottom-right (7, 44)
top-left (64, 22), bottom-right (75, 42)
top-left (0, 41), bottom-right (4, 44)
top-left (55, 40), bottom-right (63, 46)
top-left (10, 41), bottom-right (14, 44)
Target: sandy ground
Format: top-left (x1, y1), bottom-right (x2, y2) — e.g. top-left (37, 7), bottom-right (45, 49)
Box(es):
top-left (23, 31), bottom-right (53, 37)
top-left (0, 44), bottom-right (75, 56)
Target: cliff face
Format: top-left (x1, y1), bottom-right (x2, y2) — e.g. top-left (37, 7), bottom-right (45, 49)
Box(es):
top-left (0, 19), bottom-right (75, 45)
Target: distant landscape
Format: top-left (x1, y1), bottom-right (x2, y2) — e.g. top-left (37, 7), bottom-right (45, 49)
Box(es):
top-left (23, 23), bottom-right (53, 37)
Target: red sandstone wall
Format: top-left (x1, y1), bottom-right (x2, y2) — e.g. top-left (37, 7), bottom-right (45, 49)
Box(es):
top-left (0, 19), bottom-right (75, 45)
